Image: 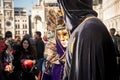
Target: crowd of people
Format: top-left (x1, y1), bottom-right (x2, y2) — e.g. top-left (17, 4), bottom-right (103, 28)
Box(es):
top-left (0, 31), bottom-right (44, 80)
top-left (0, 0), bottom-right (120, 80)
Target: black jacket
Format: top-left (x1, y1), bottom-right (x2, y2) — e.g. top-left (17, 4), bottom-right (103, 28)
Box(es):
top-left (35, 39), bottom-right (45, 59)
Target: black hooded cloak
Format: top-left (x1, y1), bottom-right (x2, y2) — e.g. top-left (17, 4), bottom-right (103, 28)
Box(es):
top-left (57, 0), bottom-right (119, 80)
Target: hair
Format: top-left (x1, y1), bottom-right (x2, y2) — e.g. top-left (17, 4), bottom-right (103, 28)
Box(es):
top-left (5, 31), bottom-right (12, 38)
top-left (20, 38), bottom-right (37, 59)
top-left (110, 28), bottom-right (116, 32)
top-left (23, 34), bottom-right (31, 39)
top-left (20, 38), bottom-right (31, 50)
top-left (110, 28), bottom-right (116, 35)
top-left (35, 31), bottom-right (41, 37)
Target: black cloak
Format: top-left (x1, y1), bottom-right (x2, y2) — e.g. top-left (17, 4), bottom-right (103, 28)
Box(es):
top-left (63, 17), bottom-right (118, 80)
top-left (57, 0), bottom-right (119, 80)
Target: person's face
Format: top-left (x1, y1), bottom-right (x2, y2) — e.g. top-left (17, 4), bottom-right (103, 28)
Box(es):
top-left (7, 37), bottom-right (12, 42)
top-left (34, 33), bottom-right (39, 40)
top-left (110, 30), bottom-right (115, 35)
top-left (22, 40), bottom-right (29, 49)
top-left (57, 28), bottom-right (69, 47)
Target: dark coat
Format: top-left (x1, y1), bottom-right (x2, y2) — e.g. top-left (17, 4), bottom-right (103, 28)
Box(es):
top-left (35, 38), bottom-right (45, 59)
top-left (63, 17), bottom-right (119, 80)
top-left (13, 47), bottom-right (37, 80)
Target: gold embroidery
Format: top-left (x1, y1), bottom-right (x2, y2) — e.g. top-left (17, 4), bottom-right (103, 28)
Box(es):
top-left (70, 37), bottom-right (76, 54)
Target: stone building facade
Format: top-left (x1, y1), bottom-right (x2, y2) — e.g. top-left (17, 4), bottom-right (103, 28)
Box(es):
top-left (31, 0), bottom-right (57, 37)
top-left (0, 0), bottom-right (29, 39)
top-left (93, 0), bottom-right (120, 34)
top-left (14, 8), bottom-right (29, 38)
top-left (102, 0), bottom-right (120, 34)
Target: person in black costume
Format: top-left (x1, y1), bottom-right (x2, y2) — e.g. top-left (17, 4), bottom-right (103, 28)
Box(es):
top-left (57, 0), bottom-right (119, 80)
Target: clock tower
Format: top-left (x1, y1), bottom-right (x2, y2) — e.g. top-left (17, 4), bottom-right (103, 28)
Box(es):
top-left (1, 0), bottom-right (15, 38)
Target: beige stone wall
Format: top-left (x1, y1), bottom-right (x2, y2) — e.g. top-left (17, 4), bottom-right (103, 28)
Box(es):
top-left (31, 5), bottom-right (46, 37)
top-left (94, 0), bottom-right (120, 35)
top-left (102, 0), bottom-right (120, 34)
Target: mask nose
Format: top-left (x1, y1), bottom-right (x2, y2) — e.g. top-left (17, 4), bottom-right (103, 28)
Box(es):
top-left (59, 35), bottom-right (64, 41)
